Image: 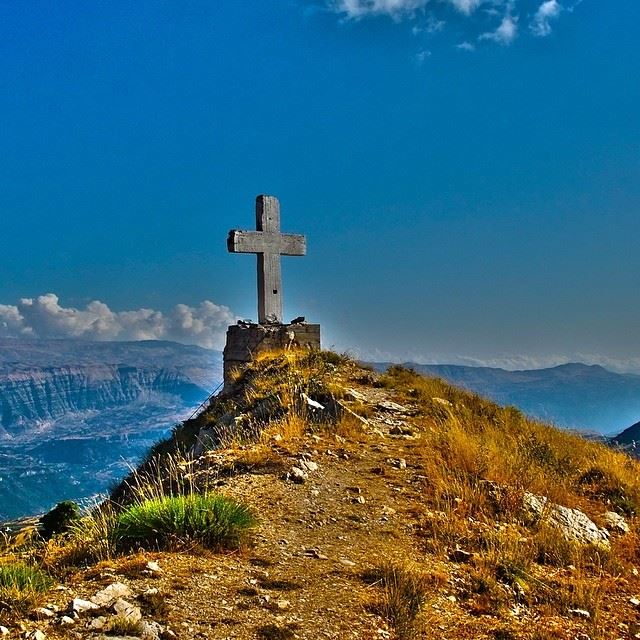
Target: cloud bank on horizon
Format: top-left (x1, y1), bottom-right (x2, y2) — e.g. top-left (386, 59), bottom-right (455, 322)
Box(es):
top-left (327, 0), bottom-right (577, 47)
top-left (2, 294), bottom-right (637, 374)
top-left (0, 294), bottom-right (236, 350)
top-left (346, 346), bottom-right (640, 375)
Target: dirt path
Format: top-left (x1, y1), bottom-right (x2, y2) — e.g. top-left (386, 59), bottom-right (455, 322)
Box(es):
top-left (23, 379), bottom-right (611, 640)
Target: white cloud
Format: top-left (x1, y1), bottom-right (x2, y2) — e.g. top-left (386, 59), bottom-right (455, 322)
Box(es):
top-left (0, 304), bottom-right (27, 336)
top-left (332, 0), bottom-right (429, 19)
top-left (530, 0), bottom-right (561, 36)
top-left (330, 0), bottom-right (488, 19)
top-left (412, 14), bottom-right (445, 34)
top-left (0, 294), bottom-right (237, 350)
top-left (415, 48), bottom-right (432, 63)
top-left (448, 0), bottom-right (483, 15)
top-left (324, 0), bottom-right (580, 48)
top-left (479, 11), bottom-right (518, 44)
top-left (456, 40), bottom-right (476, 51)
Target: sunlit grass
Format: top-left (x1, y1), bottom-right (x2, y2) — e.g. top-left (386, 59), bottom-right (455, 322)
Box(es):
top-left (0, 563), bottom-right (52, 610)
top-left (114, 492), bottom-right (257, 550)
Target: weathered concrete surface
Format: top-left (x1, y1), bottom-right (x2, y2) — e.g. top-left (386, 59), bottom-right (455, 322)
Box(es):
top-left (223, 323), bottom-right (320, 388)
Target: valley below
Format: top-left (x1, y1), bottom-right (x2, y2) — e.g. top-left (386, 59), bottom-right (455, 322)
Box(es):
top-left (0, 399), bottom-right (196, 520)
top-left (0, 339), bottom-right (222, 520)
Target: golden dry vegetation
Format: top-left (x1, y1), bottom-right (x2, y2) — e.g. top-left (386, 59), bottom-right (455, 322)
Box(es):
top-left (2, 350), bottom-right (640, 639)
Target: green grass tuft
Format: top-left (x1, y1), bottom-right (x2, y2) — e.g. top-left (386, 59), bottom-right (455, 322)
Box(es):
top-left (0, 563), bottom-right (53, 609)
top-left (114, 492), bottom-right (257, 550)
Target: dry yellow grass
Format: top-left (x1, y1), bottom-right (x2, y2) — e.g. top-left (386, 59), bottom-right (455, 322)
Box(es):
top-left (4, 350), bottom-right (639, 638)
top-left (223, 354), bottom-right (640, 631)
top-left (375, 364), bottom-right (640, 631)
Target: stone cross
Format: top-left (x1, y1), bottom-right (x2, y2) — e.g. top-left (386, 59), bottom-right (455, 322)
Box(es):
top-left (227, 195), bottom-right (306, 324)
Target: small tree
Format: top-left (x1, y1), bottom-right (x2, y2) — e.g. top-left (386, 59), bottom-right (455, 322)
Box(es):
top-left (39, 500), bottom-right (80, 539)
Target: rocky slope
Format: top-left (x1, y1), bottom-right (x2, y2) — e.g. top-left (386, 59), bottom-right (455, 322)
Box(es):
top-left (4, 351), bottom-right (640, 640)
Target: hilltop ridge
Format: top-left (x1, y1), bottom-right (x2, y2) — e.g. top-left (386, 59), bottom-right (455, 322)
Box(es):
top-left (2, 351), bottom-right (640, 639)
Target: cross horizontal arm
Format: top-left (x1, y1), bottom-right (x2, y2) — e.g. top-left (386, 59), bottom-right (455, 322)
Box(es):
top-left (227, 230), bottom-right (306, 256)
top-left (279, 233), bottom-right (306, 256)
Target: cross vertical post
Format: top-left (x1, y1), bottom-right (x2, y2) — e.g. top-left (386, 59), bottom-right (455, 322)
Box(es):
top-left (256, 195), bottom-right (283, 324)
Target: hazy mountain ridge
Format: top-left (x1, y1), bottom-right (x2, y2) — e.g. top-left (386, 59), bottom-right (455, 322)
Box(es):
top-left (614, 419), bottom-right (640, 446)
top-left (371, 361), bottom-right (640, 435)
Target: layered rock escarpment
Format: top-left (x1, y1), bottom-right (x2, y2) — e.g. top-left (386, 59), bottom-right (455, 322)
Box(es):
top-left (0, 339), bottom-right (221, 518)
top-left (0, 338), bottom-right (221, 439)
top-left (0, 365), bottom-right (206, 437)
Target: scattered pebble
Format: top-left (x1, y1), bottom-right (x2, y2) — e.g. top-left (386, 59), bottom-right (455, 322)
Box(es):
top-left (289, 467), bottom-right (308, 484)
top-left (69, 598), bottom-right (99, 615)
top-left (32, 608), bottom-right (55, 620)
top-left (299, 459), bottom-right (318, 473)
top-left (450, 548), bottom-right (473, 563)
top-left (568, 608), bottom-right (591, 619)
top-left (88, 617), bottom-right (107, 630)
top-left (146, 561), bottom-right (162, 574)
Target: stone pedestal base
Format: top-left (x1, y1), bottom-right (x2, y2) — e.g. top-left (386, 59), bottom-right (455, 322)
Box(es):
top-left (223, 322), bottom-right (321, 389)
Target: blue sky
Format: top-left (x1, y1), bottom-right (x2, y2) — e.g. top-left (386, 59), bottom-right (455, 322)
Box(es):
top-left (0, 1), bottom-right (638, 369)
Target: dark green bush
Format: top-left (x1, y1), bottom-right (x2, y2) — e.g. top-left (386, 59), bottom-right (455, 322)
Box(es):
top-left (39, 500), bottom-right (80, 539)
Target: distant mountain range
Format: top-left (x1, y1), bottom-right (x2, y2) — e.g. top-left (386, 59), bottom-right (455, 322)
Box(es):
top-left (371, 362), bottom-right (640, 435)
top-left (0, 338), bottom-right (222, 519)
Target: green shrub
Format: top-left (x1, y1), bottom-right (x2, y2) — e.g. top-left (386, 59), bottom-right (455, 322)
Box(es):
top-left (39, 500), bottom-right (80, 539)
top-left (114, 493), bottom-right (256, 550)
top-left (0, 563), bottom-right (52, 608)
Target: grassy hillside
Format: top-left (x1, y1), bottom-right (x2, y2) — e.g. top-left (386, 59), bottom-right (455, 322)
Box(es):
top-left (372, 361), bottom-right (640, 434)
top-left (2, 350), bottom-right (640, 639)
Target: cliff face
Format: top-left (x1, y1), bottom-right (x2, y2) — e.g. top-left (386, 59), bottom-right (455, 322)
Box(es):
top-left (0, 365), bottom-right (206, 436)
